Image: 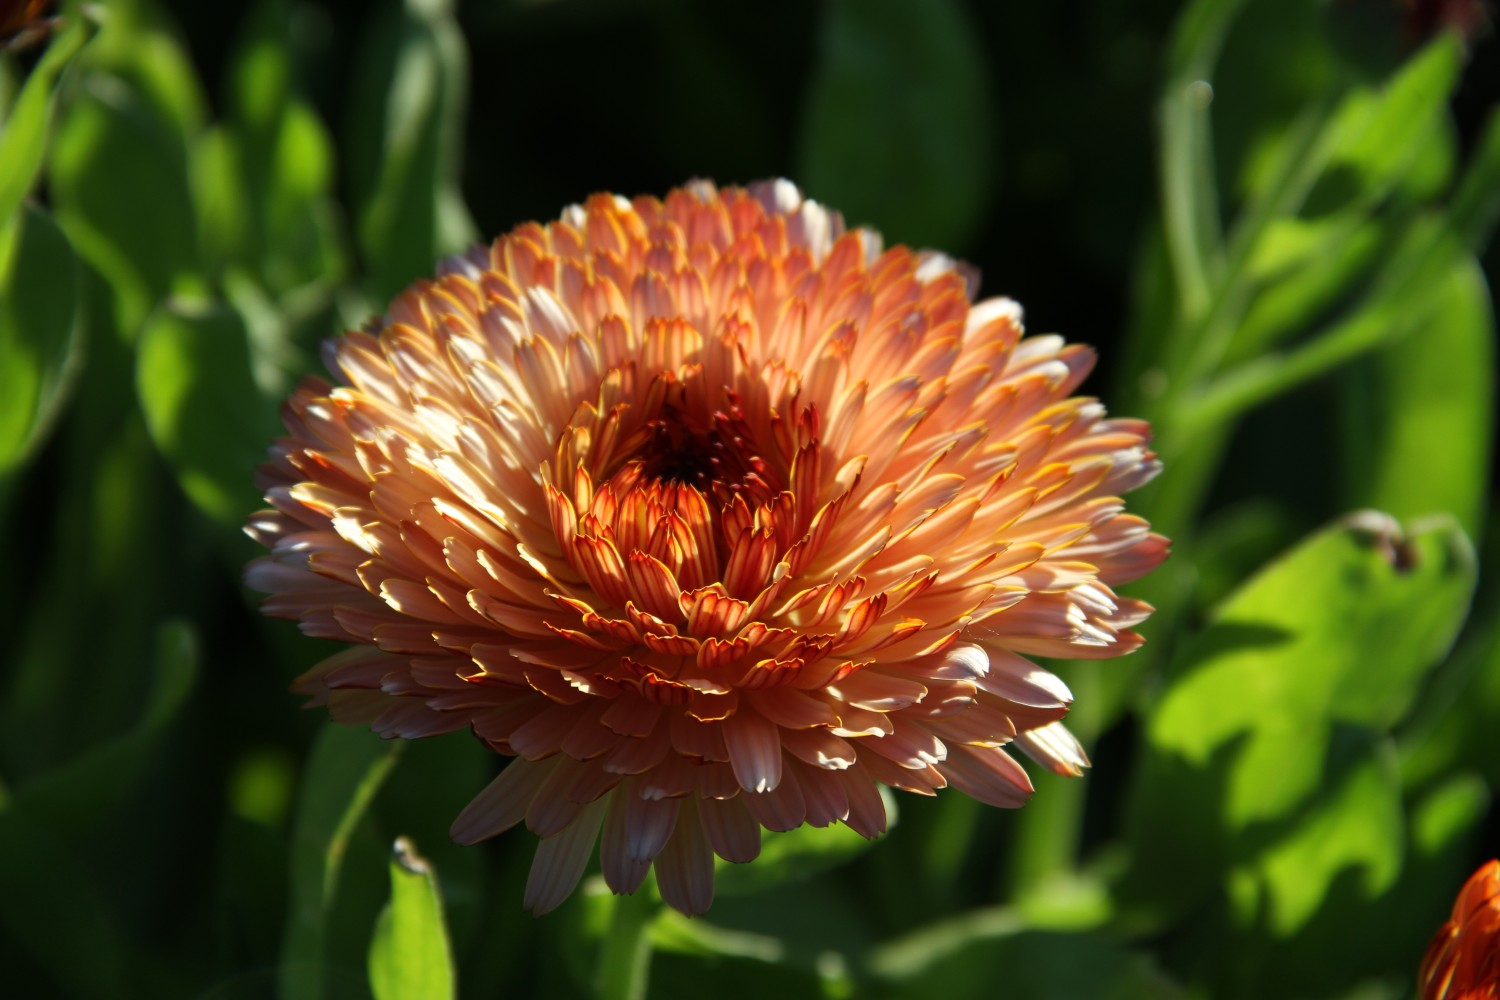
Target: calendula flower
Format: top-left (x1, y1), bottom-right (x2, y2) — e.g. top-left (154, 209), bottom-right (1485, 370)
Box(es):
top-left (1421, 860), bottom-right (1500, 1000)
top-left (247, 180), bottom-right (1167, 915)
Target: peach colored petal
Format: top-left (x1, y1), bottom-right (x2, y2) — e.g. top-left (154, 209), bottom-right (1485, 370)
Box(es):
top-left (248, 179), bottom-right (1166, 916)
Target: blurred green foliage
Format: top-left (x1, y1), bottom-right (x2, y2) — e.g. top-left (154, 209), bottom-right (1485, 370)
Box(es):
top-left (1, 0), bottom-right (1497, 997)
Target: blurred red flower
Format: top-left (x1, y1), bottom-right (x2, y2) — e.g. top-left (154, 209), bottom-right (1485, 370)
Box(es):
top-left (1422, 860), bottom-right (1500, 1000)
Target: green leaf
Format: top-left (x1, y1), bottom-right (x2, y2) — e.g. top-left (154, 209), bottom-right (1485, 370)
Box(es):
top-left (0, 619), bottom-right (196, 1000)
top-left (1124, 515), bottom-right (1475, 921)
top-left (191, 124), bottom-right (252, 281)
top-left (1226, 737), bottom-right (1403, 936)
top-left (135, 298), bottom-right (279, 532)
top-left (869, 915), bottom-right (1182, 1000)
top-left (369, 732), bottom-right (491, 959)
top-left (1157, 33), bottom-right (1463, 405)
top-left (216, 0), bottom-right (347, 297)
top-left (1399, 572), bottom-right (1500, 797)
top-left (795, 0), bottom-right (991, 250)
top-left (0, 206), bottom-right (84, 489)
top-left (1212, 767), bottom-right (1488, 997)
top-left (1230, 214), bottom-right (1385, 358)
top-left (1305, 34), bottom-right (1460, 216)
top-left (1410, 772), bottom-right (1487, 857)
top-left (1340, 257), bottom-right (1493, 537)
top-left (81, 11), bottom-right (208, 140)
top-left (281, 725), bottom-right (403, 1000)
top-left (49, 73), bottom-right (201, 332)
top-left (1183, 212), bottom-right (1469, 434)
top-left (367, 837), bottom-right (457, 1000)
top-left (0, 16), bottom-right (90, 234)
top-left (1448, 105), bottom-right (1500, 251)
top-left (346, 0), bottom-right (476, 300)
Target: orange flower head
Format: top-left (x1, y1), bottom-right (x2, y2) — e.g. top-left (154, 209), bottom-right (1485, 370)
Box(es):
top-left (1423, 860), bottom-right (1500, 1000)
top-left (247, 180), bottom-right (1168, 915)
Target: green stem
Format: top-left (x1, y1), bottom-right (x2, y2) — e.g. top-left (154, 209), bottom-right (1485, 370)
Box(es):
top-left (593, 889), bottom-right (658, 1000)
top-left (1175, 97), bottom-right (1340, 387)
top-left (1157, 0), bottom-right (1248, 330)
top-left (280, 729), bottom-right (404, 1000)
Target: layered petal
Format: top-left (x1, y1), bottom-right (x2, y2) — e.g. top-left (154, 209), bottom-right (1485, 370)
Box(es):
top-left (247, 179), bottom-right (1167, 915)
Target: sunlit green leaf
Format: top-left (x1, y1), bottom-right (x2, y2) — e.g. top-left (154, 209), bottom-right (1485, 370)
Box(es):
top-left (281, 725), bottom-right (403, 1000)
top-left (1173, 516), bottom-right (1470, 808)
top-left (1230, 215), bottom-right (1385, 359)
top-left (1305, 34), bottom-right (1459, 215)
top-left (1124, 515), bottom-right (1475, 920)
top-left (1399, 573), bottom-right (1500, 798)
top-left (370, 732), bottom-right (490, 958)
top-left (1340, 257), bottom-right (1493, 536)
top-left (368, 837), bottom-right (456, 1000)
top-left (1410, 773), bottom-right (1487, 857)
top-left (0, 206), bottom-right (83, 490)
top-left (796, 0), bottom-right (991, 250)
top-left (1227, 737), bottom-right (1402, 936)
top-left (0, 16), bottom-right (90, 238)
top-left (346, 0), bottom-right (476, 300)
top-left (135, 298), bottom-right (279, 532)
top-left (1183, 212), bottom-right (1470, 434)
top-left (1221, 767), bottom-right (1489, 997)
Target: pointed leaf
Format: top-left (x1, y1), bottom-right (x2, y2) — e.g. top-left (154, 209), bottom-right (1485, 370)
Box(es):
top-left (1340, 257), bottom-right (1493, 537)
top-left (346, 0), bottom-right (476, 300)
top-left (135, 298), bottom-right (279, 532)
top-left (368, 837), bottom-right (457, 1000)
top-left (49, 73), bottom-right (200, 331)
top-left (0, 206), bottom-right (83, 486)
top-left (0, 16), bottom-right (89, 231)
